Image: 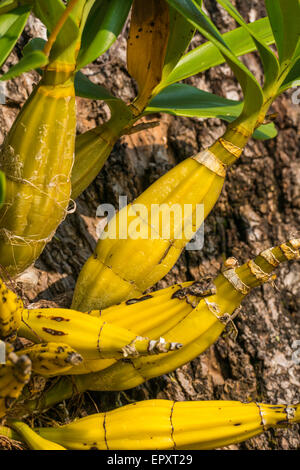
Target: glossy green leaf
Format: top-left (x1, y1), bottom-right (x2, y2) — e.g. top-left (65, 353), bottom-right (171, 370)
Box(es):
top-left (30, 0), bottom-right (65, 33)
top-left (30, 0), bottom-right (95, 66)
top-left (24, 0), bottom-right (95, 42)
top-left (20, 36), bottom-right (46, 75)
top-left (216, 0), bottom-right (279, 89)
top-left (292, 40), bottom-right (300, 61)
top-left (75, 70), bottom-right (131, 117)
top-left (0, 170), bottom-right (6, 208)
top-left (21, 39), bottom-right (129, 115)
top-left (78, 0), bottom-right (98, 34)
top-left (31, 0), bottom-right (93, 37)
top-left (161, 5), bottom-right (195, 82)
top-left (75, 70), bottom-right (120, 101)
top-left (145, 83), bottom-right (276, 139)
top-left (0, 49), bottom-right (48, 80)
top-left (20, 37), bottom-right (132, 118)
top-left (163, 17), bottom-right (275, 87)
top-left (279, 58), bottom-right (300, 93)
top-left (279, 39), bottom-right (300, 91)
top-left (265, 0), bottom-right (300, 65)
top-left (166, 0), bottom-right (263, 124)
top-left (252, 122), bottom-right (277, 140)
top-left (147, 83), bottom-right (243, 119)
top-left (76, 0), bottom-right (132, 69)
top-left (49, 0), bottom-right (94, 65)
top-left (0, 5), bottom-right (31, 68)
top-left (22, 37), bottom-right (46, 55)
top-left (0, 0), bottom-right (19, 12)
top-left (0, 0), bottom-right (17, 8)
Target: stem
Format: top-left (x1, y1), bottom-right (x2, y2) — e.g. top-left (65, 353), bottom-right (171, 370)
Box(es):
top-left (17, 376), bottom-right (76, 417)
top-left (121, 120), bottom-right (160, 136)
top-left (71, 109), bottom-right (137, 199)
top-left (43, 0), bottom-right (80, 58)
top-left (210, 93), bottom-right (276, 167)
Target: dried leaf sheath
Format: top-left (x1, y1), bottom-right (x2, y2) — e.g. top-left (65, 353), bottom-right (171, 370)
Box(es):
top-left (0, 71), bottom-right (76, 277)
top-left (128, 0), bottom-right (170, 114)
top-left (70, 1), bottom-right (195, 200)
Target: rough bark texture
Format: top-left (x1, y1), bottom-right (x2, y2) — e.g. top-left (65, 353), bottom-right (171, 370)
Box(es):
top-left (0, 0), bottom-right (299, 450)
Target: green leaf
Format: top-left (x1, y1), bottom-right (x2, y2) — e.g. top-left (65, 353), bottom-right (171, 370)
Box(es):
top-left (76, 0), bottom-right (132, 69)
top-left (0, 5), bottom-right (31, 68)
top-left (279, 58), bottom-right (300, 92)
top-left (21, 40), bottom-right (127, 107)
top-left (252, 122), bottom-right (277, 140)
top-left (0, 170), bottom-right (6, 208)
top-left (146, 83), bottom-right (243, 119)
top-left (75, 70), bottom-right (119, 101)
top-left (265, 0), bottom-right (300, 65)
top-left (22, 37), bottom-right (46, 55)
top-left (30, 0), bottom-right (65, 33)
top-left (163, 17), bottom-right (275, 86)
top-left (216, 0), bottom-right (279, 89)
top-left (20, 42), bottom-right (128, 114)
top-left (31, 0), bottom-right (92, 38)
top-left (145, 83), bottom-right (276, 139)
top-left (75, 71), bottom-right (131, 118)
top-left (48, 0), bottom-right (91, 65)
top-left (161, 5), bottom-right (195, 82)
top-left (21, 37), bottom-right (46, 76)
top-left (31, 0), bottom-right (93, 66)
top-left (166, 0), bottom-right (264, 124)
top-left (0, 1), bottom-right (19, 14)
top-left (0, 50), bottom-right (48, 80)
top-left (0, 0), bottom-right (16, 8)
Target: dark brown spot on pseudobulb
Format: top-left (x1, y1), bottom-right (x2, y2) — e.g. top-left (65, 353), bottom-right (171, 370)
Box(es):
top-left (42, 328), bottom-right (67, 336)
